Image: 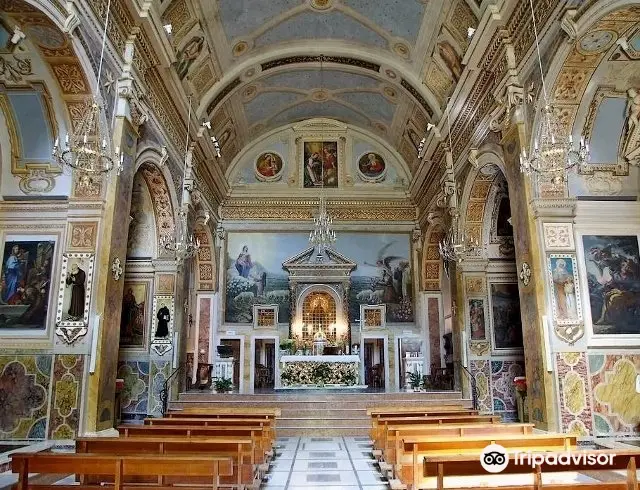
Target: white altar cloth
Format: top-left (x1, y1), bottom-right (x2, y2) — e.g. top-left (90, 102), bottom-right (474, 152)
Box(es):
top-left (281, 355), bottom-right (360, 363)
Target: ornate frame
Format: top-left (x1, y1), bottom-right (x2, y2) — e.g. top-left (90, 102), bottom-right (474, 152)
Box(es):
top-left (360, 304), bottom-right (386, 330)
top-left (151, 294), bottom-right (175, 356)
top-left (253, 304), bottom-right (279, 329)
top-left (55, 252), bottom-right (95, 342)
top-left (254, 151), bottom-right (285, 182)
top-left (356, 151), bottom-right (387, 183)
top-left (488, 281), bottom-right (524, 355)
top-left (546, 253), bottom-right (583, 326)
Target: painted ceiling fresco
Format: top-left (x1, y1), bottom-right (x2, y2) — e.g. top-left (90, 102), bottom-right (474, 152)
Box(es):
top-left (160, 0), bottom-right (478, 170)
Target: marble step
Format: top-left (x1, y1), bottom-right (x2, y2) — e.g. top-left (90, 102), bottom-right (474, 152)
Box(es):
top-left (276, 426), bottom-right (370, 437)
top-left (176, 391), bottom-right (464, 402)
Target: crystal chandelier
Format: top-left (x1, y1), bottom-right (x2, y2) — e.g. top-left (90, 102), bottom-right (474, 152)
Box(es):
top-left (165, 96), bottom-right (199, 263)
top-left (52, 0), bottom-right (119, 187)
top-left (309, 195), bottom-right (336, 261)
top-left (519, 0), bottom-right (589, 185)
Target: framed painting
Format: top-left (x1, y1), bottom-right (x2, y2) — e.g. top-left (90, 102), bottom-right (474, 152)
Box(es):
top-left (581, 235), bottom-right (640, 336)
top-left (0, 235), bottom-right (56, 331)
top-left (151, 295), bottom-right (175, 356)
top-left (119, 281), bottom-right (149, 348)
top-left (55, 252), bottom-right (95, 327)
top-left (255, 152), bottom-right (284, 182)
top-left (303, 141), bottom-right (338, 188)
top-left (357, 152), bottom-right (387, 182)
top-left (468, 298), bottom-right (486, 340)
top-left (489, 282), bottom-right (523, 351)
top-left (547, 254), bottom-right (582, 325)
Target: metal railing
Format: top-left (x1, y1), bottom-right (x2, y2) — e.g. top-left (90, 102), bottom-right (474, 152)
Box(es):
top-left (159, 363), bottom-right (184, 416)
top-left (455, 361), bottom-right (478, 411)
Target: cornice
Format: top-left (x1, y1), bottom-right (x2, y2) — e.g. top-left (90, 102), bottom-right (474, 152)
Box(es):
top-left (530, 198), bottom-right (577, 219)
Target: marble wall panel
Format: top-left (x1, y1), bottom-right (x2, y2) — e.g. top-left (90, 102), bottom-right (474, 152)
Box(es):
top-left (555, 352), bottom-right (592, 436)
top-left (148, 360), bottom-right (172, 417)
top-left (0, 355), bottom-right (52, 439)
top-left (427, 297), bottom-right (441, 368)
top-left (470, 359), bottom-right (492, 413)
top-left (198, 297), bottom-right (211, 363)
top-left (48, 354), bottom-right (85, 439)
top-left (117, 360), bottom-right (149, 421)
top-left (491, 360), bottom-right (524, 418)
top-left (589, 353), bottom-right (640, 435)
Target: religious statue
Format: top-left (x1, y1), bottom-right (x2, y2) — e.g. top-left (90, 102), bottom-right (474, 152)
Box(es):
top-left (65, 263), bottom-right (86, 320)
top-left (156, 305), bottom-right (170, 337)
top-left (626, 88), bottom-right (640, 131)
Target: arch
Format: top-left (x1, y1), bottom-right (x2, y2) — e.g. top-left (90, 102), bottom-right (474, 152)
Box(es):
top-left (194, 223), bottom-right (216, 291)
top-left (294, 283), bottom-right (347, 339)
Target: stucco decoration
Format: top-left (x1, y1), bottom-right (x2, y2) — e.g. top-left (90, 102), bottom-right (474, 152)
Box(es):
top-left (543, 223), bottom-right (575, 251)
top-left (139, 164), bottom-right (175, 258)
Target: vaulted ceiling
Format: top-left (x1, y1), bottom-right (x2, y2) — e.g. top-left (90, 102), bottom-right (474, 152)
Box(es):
top-left (160, 0), bottom-right (479, 169)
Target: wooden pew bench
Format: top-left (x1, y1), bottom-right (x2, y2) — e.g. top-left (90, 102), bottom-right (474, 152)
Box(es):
top-left (168, 408), bottom-right (280, 419)
top-left (396, 433), bottom-right (578, 490)
top-left (372, 414), bottom-right (502, 449)
top-left (381, 423), bottom-right (534, 473)
top-left (420, 449), bottom-right (639, 490)
top-left (11, 452), bottom-right (233, 490)
top-left (76, 436), bottom-right (259, 488)
top-left (142, 418), bottom-right (276, 445)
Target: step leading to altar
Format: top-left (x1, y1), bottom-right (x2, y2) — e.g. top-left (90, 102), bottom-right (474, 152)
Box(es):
top-left (169, 391), bottom-right (471, 436)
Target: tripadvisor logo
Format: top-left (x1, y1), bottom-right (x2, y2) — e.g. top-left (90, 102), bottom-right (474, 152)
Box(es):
top-left (480, 444), bottom-right (616, 473)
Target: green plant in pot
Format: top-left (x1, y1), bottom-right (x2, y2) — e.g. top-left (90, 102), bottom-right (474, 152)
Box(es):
top-left (214, 377), bottom-right (233, 393)
top-left (279, 338), bottom-right (295, 354)
top-left (408, 371), bottom-right (422, 391)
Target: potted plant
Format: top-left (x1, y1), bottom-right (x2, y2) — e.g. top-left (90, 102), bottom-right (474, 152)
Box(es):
top-left (214, 377), bottom-right (233, 393)
top-left (279, 339), bottom-right (295, 355)
top-left (408, 371), bottom-right (422, 392)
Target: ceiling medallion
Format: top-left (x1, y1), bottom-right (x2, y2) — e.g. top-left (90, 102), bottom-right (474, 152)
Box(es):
top-left (310, 0), bottom-right (332, 11)
top-left (242, 84), bottom-right (258, 102)
top-left (577, 30), bottom-right (616, 55)
top-left (384, 68), bottom-right (398, 80)
top-left (232, 40), bottom-right (249, 57)
top-left (383, 86), bottom-right (397, 101)
top-left (393, 42), bottom-right (411, 59)
top-left (311, 88), bottom-right (330, 102)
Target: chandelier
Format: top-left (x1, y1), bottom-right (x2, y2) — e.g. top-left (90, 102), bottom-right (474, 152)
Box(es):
top-left (165, 96), bottom-right (199, 263)
top-left (52, 0), bottom-right (118, 187)
top-left (519, 0), bottom-right (589, 185)
top-left (309, 196), bottom-right (336, 261)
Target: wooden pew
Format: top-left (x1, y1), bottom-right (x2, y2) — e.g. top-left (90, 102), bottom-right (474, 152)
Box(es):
top-left (11, 452), bottom-right (233, 490)
top-left (143, 417), bottom-right (276, 444)
top-left (397, 433), bottom-right (577, 490)
top-left (75, 437), bottom-right (258, 488)
top-left (421, 449), bottom-right (639, 490)
top-left (139, 419), bottom-right (274, 452)
top-left (367, 406), bottom-right (476, 417)
top-left (372, 414), bottom-right (502, 449)
top-left (382, 423), bottom-right (534, 471)
top-left (169, 407), bottom-right (281, 418)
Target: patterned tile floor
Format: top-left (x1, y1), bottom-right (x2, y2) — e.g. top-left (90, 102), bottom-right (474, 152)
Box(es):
top-left (262, 436), bottom-right (388, 490)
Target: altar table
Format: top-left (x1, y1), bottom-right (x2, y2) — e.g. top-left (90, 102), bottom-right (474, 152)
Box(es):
top-left (280, 355), bottom-right (360, 386)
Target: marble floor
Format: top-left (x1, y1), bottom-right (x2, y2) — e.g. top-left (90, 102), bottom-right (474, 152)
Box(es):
top-left (262, 436), bottom-right (388, 490)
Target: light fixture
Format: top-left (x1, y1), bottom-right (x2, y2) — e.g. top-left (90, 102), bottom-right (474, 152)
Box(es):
top-left (438, 102), bottom-right (481, 264)
top-left (163, 23), bottom-right (172, 34)
top-left (308, 54), bottom-right (336, 262)
top-left (417, 123), bottom-right (439, 158)
top-left (519, 0), bottom-right (589, 186)
top-left (52, 0), bottom-right (118, 188)
top-left (165, 96), bottom-right (200, 263)
top-left (467, 26), bottom-right (476, 39)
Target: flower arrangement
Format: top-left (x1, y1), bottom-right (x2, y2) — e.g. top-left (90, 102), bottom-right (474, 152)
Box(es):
top-left (280, 362), bottom-right (358, 386)
top-left (279, 338), bottom-right (295, 353)
top-left (514, 376), bottom-right (527, 395)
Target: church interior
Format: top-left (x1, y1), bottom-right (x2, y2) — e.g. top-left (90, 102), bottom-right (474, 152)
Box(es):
top-left (1, 0), bottom-right (640, 488)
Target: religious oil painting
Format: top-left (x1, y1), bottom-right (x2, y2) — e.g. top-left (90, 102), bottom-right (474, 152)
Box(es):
top-left (255, 152), bottom-right (283, 181)
top-left (490, 283), bottom-right (523, 350)
top-left (582, 235), bottom-right (640, 335)
top-left (55, 252), bottom-right (95, 327)
top-left (547, 254), bottom-right (582, 325)
top-left (153, 295), bottom-right (174, 339)
top-left (0, 236), bottom-right (55, 330)
top-left (468, 298), bottom-right (486, 340)
top-left (303, 141), bottom-right (338, 188)
top-left (357, 152), bottom-right (386, 181)
top-left (119, 282), bottom-right (148, 348)
top-left (225, 232), bottom-right (413, 324)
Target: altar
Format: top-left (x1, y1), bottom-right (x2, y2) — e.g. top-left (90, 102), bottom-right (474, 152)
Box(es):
top-left (280, 355), bottom-right (360, 387)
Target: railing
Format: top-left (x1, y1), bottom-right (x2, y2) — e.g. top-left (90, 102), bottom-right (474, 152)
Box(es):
top-left (455, 361), bottom-right (478, 411)
top-left (159, 364), bottom-right (184, 416)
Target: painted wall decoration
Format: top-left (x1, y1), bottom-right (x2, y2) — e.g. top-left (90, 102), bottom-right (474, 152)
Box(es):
top-left (117, 361), bottom-right (149, 421)
top-left (582, 235), bottom-right (640, 335)
top-left (303, 141), bottom-right (338, 188)
top-left (255, 152), bottom-right (284, 181)
top-left (548, 254), bottom-right (582, 324)
top-left (468, 298), bottom-right (486, 340)
top-left (48, 354), bottom-right (84, 439)
top-left (0, 355), bottom-right (52, 439)
top-left (0, 237), bottom-right (55, 330)
top-left (225, 232), bottom-right (413, 323)
top-left (490, 283), bottom-right (523, 350)
top-left (175, 36), bottom-right (204, 80)
top-left (589, 353), bottom-right (640, 435)
top-left (491, 360), bottom-right (524, 419)
top-left (357, 152), bottom-right (386, 182)
top-left (119, 282), bottom-right (148, 348)
top-left (555, 352), bottom-right (592, 436)
top-left (55, 253), bottom-right (95, 327)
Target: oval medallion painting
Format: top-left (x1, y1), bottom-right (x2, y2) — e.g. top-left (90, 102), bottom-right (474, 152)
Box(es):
top-left (255, 152), bottom-right (284, 182)
top-left (358, 152), bottom-right (386, 182)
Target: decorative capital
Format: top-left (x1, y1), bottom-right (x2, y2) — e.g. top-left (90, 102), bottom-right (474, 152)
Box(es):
top-left (560, 9), bottom-right (578, 42)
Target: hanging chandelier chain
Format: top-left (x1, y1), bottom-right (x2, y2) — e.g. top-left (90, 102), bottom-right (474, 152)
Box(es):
top-left (529, 0), bottom-right (549, 107)
top-left (95, 0), bottom-right (111, 95)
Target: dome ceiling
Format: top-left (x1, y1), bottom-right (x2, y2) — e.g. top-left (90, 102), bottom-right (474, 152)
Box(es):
top-left (161, 0), bottom-right (479, 169)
